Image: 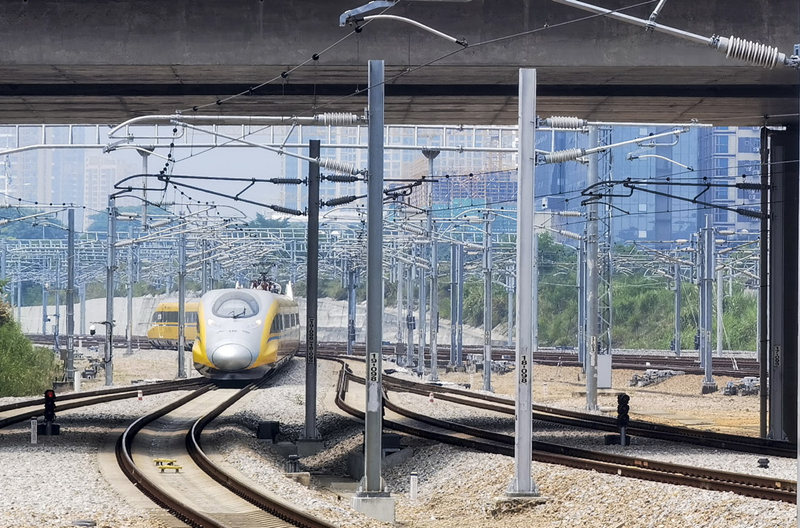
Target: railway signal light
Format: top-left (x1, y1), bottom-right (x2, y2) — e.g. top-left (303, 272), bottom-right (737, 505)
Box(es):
top-left (89, 324), bottom-right (96, 336)
top-left (43, 389), bottom-right (56, 422)
top-left (617, 393), bottom-right (630, 427)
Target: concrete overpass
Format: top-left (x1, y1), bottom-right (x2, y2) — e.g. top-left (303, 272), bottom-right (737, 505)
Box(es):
top-left (0, 0), bottom-right (796, 125)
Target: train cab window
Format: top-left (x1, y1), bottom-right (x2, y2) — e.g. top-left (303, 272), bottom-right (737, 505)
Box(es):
top-left (270, 314), bottom-right (283, 333)
top-left (152, 312), bottom-right (163, 322)
top-left (212, 292), bottom-right (259, 319)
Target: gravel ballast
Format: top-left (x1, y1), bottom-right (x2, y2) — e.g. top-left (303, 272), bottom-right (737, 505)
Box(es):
top-left (0, 351), bottom-right (795, 528)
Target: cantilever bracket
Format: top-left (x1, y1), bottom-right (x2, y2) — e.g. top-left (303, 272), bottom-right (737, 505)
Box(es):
top-left (340, 1), bottom-right (397, 26)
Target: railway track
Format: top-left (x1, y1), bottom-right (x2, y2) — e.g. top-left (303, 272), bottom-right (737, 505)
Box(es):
top-left (324, 353), bottom-right (793, 457)
top-left (26, 334), bottom-right (758, 376)
top-left (115, 361), bottom-right (335, 528)
top-left (333, 362), bottom-right (795, 503)
top-left (0, 378), bottom-right (209, 429)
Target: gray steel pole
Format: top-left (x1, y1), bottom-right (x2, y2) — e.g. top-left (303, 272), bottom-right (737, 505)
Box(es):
top-left (139, 150), bottom-right (149, 230)
top-left (701, 215), bottom-right (715, 390)
top-left (362, 59), bottom-right (385, 495)
top-left (585, 125), bottom-right (599, 411)
top-left (79, 283), bottom-right (86, 335)
top-left (674, 261), bottom-right (681, 356)
top-left (201, 239), bottom-right (208, 294)
top-left (396, 258), bottom-right (404, 353)
top-left (16, 277), bottom-right (21, 326)
top-left (716, 268), bottom-right (723, 356)
top-left (482, 212), bottom-right (493, 392)
top-left (506, 273), bottom-right (514, 347)
top-left (177, 229), bottom-right (186, 378)
top-left (450, 243), bottom-right (457, 365)
top-left (456, 244), bottom-right (464, 367)
top-left (406, 246), bottom-right (415, 367)
top-left (41, 281), bottom-right (48, 335)
top-left (577, 239), bottom-right (586, 368)
top-left (509, 67), bottom-right (538, 496)
top-left (417, 266), bottom-right (426, 376)
top-left (66, 209), bottom-right (75, 382)
top-left (105, 196), bottom-right (116, 386)
top-left (347, 266), bottom-right (357, 355)
top-left (126, 226), bottom-right (134, 356)
top-left (429, 223), bottom-right (439, 382)
top-left (305, 139), bottom-right (320, 439)
top-left (759, 123), bottom-right (768, 438)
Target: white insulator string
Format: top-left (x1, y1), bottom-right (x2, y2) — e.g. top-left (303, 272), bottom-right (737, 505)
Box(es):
top-left (543, 148), bottom-right (585, 164)
top-left (317, 158), bottom-right (362, 175)
top-left (542, 116), bottom-right (588, 129)
top-left (717, 36), bottom-right (784, 68)
top-left (316, 112), bottom-right (363, 126)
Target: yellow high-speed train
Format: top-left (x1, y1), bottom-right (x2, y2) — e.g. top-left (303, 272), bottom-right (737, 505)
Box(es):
top-left (192, 287), bottom-right (301, 380)
top-left (146, 301), bottom-right (199, 349)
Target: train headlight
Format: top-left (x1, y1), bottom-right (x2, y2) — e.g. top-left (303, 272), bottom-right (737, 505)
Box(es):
top-left (211, 343), bottom-right (254, 371)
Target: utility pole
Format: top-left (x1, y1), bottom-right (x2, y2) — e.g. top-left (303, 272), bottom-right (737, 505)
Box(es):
top-left (456, 244), bottom-right (464, 367)
top-left (126, 224), bottom-right (134, 356)
top-left (429, 221), bottom-right (439, 382)
top-left (423, 149), bottom-right (440, 382)
top-left (673, 261), bottom-right (681, 356)
top-left (347, 264), bottom-right (357, 356)
top-left (585, 125), bottom-right (599, 411)
top-left (177, 228), bottom-right (186, 378)
top-left (396, 257), bottom-right (404, 357)
top-left (508, 67), bottom-right (539, 497)
top-left (65, 209), bottom-right (75, 383)
top-left (105, 196), bottom-right (117, 386)
top-left (41, 281), bottom-right (48, 335)
top-left (716, 268), bottom-right (723, 356)
top-left (304, 139), bottom-right (320, 441)
top-left (482, 211), bottom-right (493, 392)
top-left (353, 58), bottom-right (391, 509)
top-left (417, 264), bottom-right (427, 377)
top-left (700, 215), bottom-right (717, 393)
top-left (449, 243), bottom-right (458, 366)
top-left (406, 246), bottom-right (415, 367)
top-left (577, 238), bottom-right (587, 368)
top-left (506, 272), bottom-right (514, 347)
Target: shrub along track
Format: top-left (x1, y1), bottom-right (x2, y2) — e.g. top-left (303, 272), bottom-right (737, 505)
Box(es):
top-left (332, 358), bottom-right (795, 503)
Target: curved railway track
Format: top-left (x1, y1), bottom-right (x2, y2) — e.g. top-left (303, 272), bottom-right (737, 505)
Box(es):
top-left (0, 378), bottom-right (209, 429)
top-left (332, 360), bottom-right (795, 503)
top-left (115, 362), bottom-right (335, 528)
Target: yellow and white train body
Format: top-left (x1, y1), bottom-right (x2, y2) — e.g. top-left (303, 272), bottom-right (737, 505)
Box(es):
top-left (192, 288), bottom-right (301, 380)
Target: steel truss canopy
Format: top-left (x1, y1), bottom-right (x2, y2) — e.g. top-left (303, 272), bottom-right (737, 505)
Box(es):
top-left (0, 0), bottom-right (795, 125)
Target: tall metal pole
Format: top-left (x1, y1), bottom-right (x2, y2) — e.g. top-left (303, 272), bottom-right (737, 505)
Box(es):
top-left (716, 268), bottom-right (724, 356)
top-left (126, 225), bottom-right (134, 356)
top-left (759, 125), bottom-right (768, 439)
top-left (586, 126), bottom-right (599, 410)
top-left (449, 243), bottom-right (458, 365)
top-left (506, 273), bottom-right (514, 347)
top-left (65, 209), bottom-right (75, 382)
top-left (508, 67), bottom-right (538, 496)
top-left (406, 246), bottom-right (415, 367)
top-left (79, 283), bottom-right (86, 335)
top-left (577, 239), bottom-right (586, 368)
top-left (674, 261), bottom-right (682, 356)
top-left (396, 258), bottom-right (404, 354)
top-left (417, 266), bottom-right (426, 376)
top-left (456, 244), bottom-right (464, 367)
top-left (360, 59), bottom-right (386, 496)
top-left (305, 139), bottom-right (320, 439)
top-left (482, 211), bottom-right (493, 392)
top-left (429, 222), bottom-right (439, 382)
top-left (177, 229), bottom-right (186, 378)
top-left (347, 265), bottom-right (357, 355)
top-left (42, 282), bottom-right (48, 335)
top-left (700, 215), bottom-right (716, 392)
top-left (139, 150), bottom-right (150, 230)
top-left (105, 196), bottom-right (116, 386)
top-left (424, 149), bottom-right (440, 381)
top-left (201, 239), bottom-right (208, 294)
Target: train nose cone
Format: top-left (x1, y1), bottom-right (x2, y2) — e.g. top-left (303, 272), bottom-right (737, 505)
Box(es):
top-left (211, 343), bottom-right (254, 371)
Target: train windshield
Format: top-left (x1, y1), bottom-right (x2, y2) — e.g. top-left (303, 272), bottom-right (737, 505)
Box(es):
top-left (212, 292), bottom-right (260, 319)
